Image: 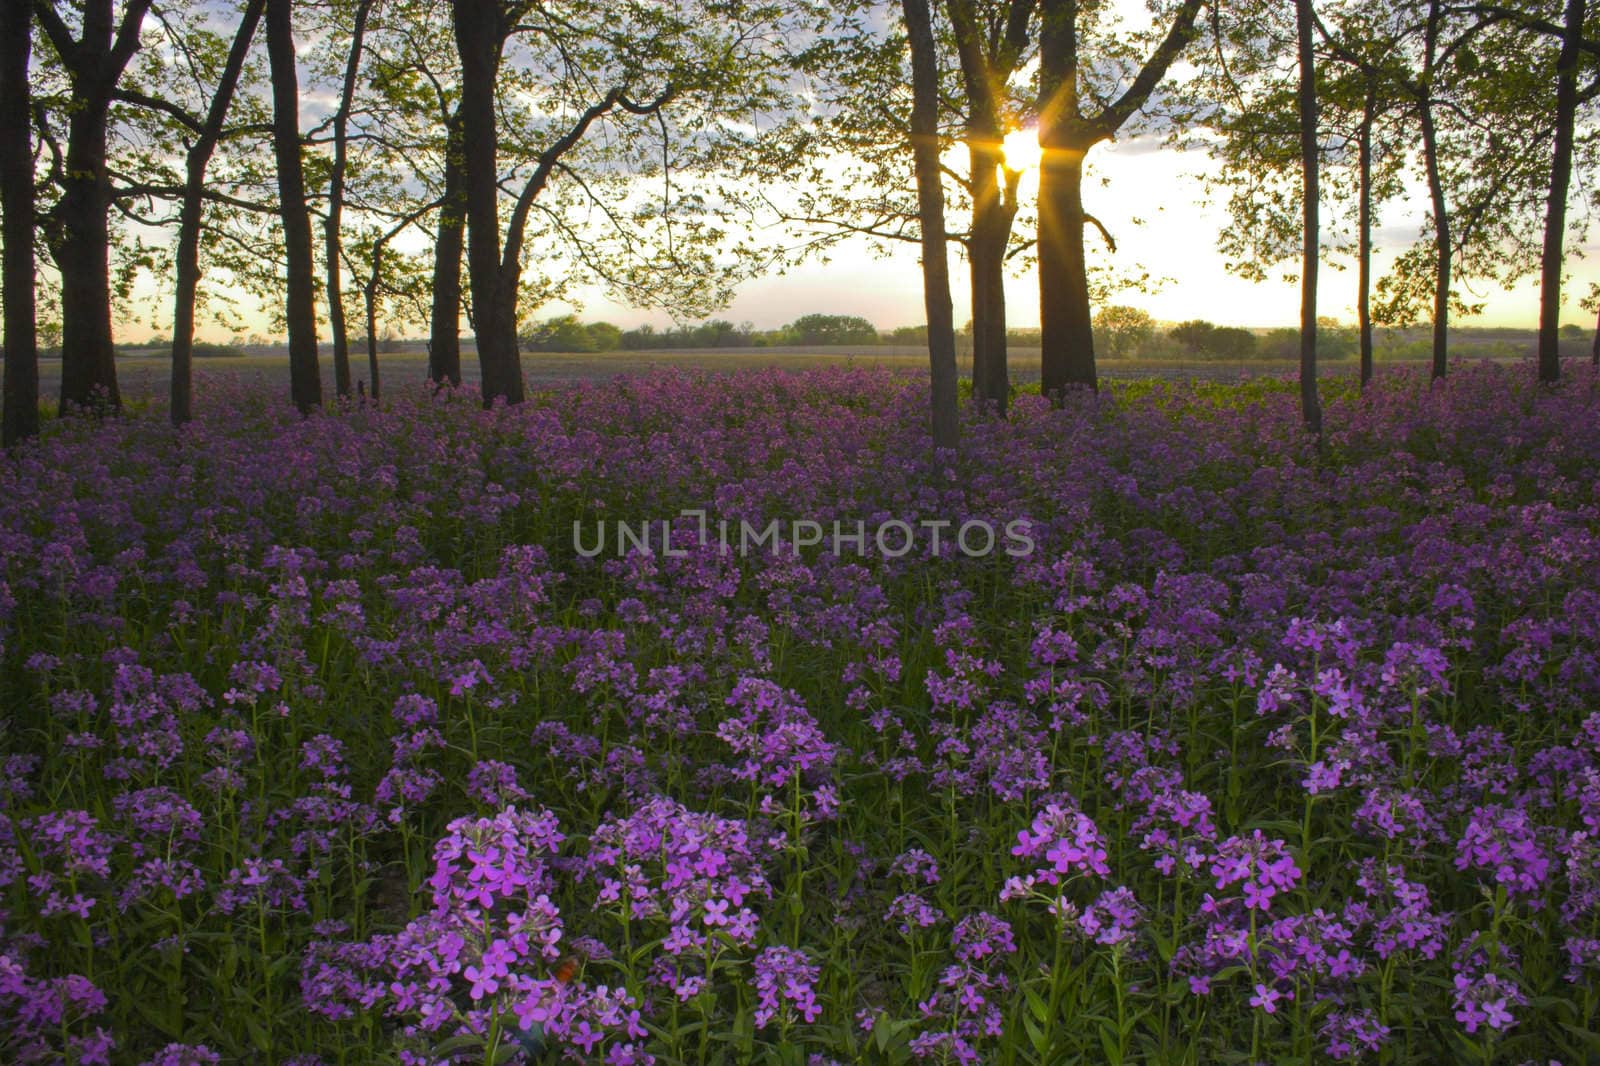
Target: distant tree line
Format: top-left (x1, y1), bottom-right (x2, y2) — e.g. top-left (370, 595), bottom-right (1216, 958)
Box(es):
top-left (522, 313), bottom-right (944, 352)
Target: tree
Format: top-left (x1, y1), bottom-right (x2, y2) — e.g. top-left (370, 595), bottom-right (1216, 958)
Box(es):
top-left (451, 0), bottom-right (769, 407)
top-left (786, 314), bottom-right (881, 346)
top-left (168, 0), bottom-right (266, 426)
top-left (1297, 0), bottom-right (1322, 433)
top-left (1315, 2), bottom-right (1553, 381)
top-left (1204, 2), bottom-right (1408, 392)
top-left (34, 0), bottom-right (156, 413)
top-left (321, 0), bottom-right (376, 400)
top-left (948, 0), bottom-right (1036, 413)
top-left (1209, 325), bottom-right (1259, 359)
top-left (587, 322), bottom-right (622, 352)
top-left (522, 314), bottom-right (599, 352)
top-left (453, 0), bottom-right (520, 404)
top-left (1093, 305), bottom-right (1154, 359)
top-left (342, 3), bottom-right (467, 388)
top-left (430, 110), bottom-right (466, 387)
top-left (903, 0), bottom-right (960, 448)
top-left (267, 0), bottom-right (322, 415)
top-left (352, 204), bottom-right (438, 402)
top-left (1170, 319), bottom-right (1218, 354)
top-left (1, 0), bottom-right (38, 446)
top-left (1536, 0), bottom-right (1588, 383)
top-left (1036, 0), bottom-right (1206, 396)
top-left (752, 0), bottom-right (1037, 416)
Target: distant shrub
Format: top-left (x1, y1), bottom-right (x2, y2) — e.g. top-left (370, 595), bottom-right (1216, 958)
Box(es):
top-left (1093, 305), bottom-right (1154, 360)
top-left (785, 313), bottom-right (879, 347)
top-left (193, 342), bottom-right (247, 359)
top-left (1260, 328), bottom-right (1299, 361)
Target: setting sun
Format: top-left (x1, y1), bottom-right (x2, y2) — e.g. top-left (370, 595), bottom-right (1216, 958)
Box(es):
top-left (1001, 128), bottom-right (1043, 171)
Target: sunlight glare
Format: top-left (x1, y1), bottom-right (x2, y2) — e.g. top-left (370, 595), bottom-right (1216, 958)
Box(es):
top-left (1002, 128), bottom-right (1043, 171)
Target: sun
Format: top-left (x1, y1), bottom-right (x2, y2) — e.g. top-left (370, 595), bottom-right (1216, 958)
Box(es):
top-left (1001, 128), bottom-right (1043, 171)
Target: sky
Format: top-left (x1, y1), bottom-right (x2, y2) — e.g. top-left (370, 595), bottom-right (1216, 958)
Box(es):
top-left (144, 130), bottom-right (1597, 343)
top-left (558, 131), bottom-right (1598, 335)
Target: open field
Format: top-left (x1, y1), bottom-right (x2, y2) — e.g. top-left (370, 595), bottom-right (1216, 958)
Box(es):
top-left (4, 363), bottom-right (1600, 1063)
top-left (40, 335), bottom-right (1594, 401)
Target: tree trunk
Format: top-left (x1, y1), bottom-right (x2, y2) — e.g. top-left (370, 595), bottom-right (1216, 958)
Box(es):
top-left (947, 0), bottom-right (1020, 416)
top-left (1036, 0), bottom-right (1200, 398)
top-left (901, 0), bottom-right (959, 448)
top-left (170, 0), bottom-right (264, 426)
top-left (1420, 105), bottom-right (1450, 381)
top-left (267, 0), bottom-right (322, 414)
top-left (1357, 86), bottom-right (1374, 391)
top-left (1296, 0), bottom-right (1322, 434)
top-left (968, 142), bottom-right (1012, 414)
top-left (1, 0), bottom-right (37, 446)
top-left (1037, 0), bottom-right (1095, 396)
top-left (1038, 149), bottom-right (1096, 397)
top-left (1539, 0), bottom-right (1583, 385)
top-left (429, 110), bottom-right (466, 387)
top-left (454, 0), bottom-right (524, 407)
top-left (365, 270), bottom-right (381, 403)
top-left (1419, 0), bottom-right (1449, 381)
top-left (56, 99), bottom-right (121, 414)
top-left (324, 0), bottom-right (373, 401)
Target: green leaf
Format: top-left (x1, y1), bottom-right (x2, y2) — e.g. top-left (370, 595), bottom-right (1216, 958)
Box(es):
top-left (1098, 1021), bottom-right (1123, 1066)
top-left (244, 1015), bottom-right (271, 1054)
top-left (1023, 1011), bottom-right (1049, 1056)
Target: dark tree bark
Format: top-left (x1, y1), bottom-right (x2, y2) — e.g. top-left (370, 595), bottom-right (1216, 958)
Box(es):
top-left (267, 0), bottom-right (322, 414)
top-left (35, 0), bottom-right (155, 415)
top-left (1539, 0), bottom-right (1584, 385)
top-left (1037, 0), bottom-right (1092, 398)
top-left (453, 0), bottom-right (523, 406)
top-left (966, 165), bottom-right (1013, 414)
top-left (325, 0), bottom-right (373, 400)
top-left (1357, 85), bottom-right (1375, 391)
top-left (901, 0), bottom-right (959, 448)
top-left (170, 0), bottom-right (264, 426)
top-left (1037, 0), bottom-right (1202, 398)
top-left (364, 261), bottom-right (381, 403)
top-left (2, 0), bottom-right (38, 446)
top-left (1296, 0), bottom-right (1322, 434)
top-left (429, 110), bottom-right (465, 387)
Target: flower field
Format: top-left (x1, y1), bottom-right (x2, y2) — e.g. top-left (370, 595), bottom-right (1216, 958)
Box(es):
top-left (3, 363), bottom-right (1600, 1065)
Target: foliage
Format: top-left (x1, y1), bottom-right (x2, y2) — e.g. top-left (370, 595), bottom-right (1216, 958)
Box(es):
top-left (1093, 306), bottom-right (1155, 360)
top-left (783, 313), bottom-right (880, 346)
